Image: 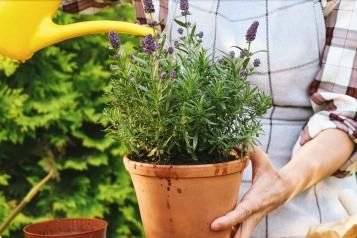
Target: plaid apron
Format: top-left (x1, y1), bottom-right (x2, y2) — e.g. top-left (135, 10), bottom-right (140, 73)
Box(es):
top-left (61, 0), bottom-right (357, 237)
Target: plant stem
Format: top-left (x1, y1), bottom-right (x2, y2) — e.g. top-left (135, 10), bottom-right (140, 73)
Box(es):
top-left (185, 16), bottom-right (188, 28)
top-left (0, 170), bottom-right (55, 235)
top-left (149, 13), bottom-right (157, 36)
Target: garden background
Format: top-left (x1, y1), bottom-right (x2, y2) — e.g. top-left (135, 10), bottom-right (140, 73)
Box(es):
top-left (0, 3), bottom-right (144, 237)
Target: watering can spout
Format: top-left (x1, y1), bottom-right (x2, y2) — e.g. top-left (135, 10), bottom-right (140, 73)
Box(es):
top-left (32, 19), bottom-right (154, 57)
top-left (0, 0), bottom-right (154, 61)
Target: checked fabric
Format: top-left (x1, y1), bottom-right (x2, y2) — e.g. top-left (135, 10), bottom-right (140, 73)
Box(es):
top-left (61, 0), bottom-right (119, 14)
top-left (297, 0), bottom-right (357, 175)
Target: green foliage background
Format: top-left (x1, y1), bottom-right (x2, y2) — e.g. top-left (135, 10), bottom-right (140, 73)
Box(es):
top-left (0, 4), bottom-right (143, 237)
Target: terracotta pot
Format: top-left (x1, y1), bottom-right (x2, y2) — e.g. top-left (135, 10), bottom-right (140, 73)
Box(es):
top-left (124, 156), bottom-right (248, 238)
top-left (23, 218), bottom-right (107, 238)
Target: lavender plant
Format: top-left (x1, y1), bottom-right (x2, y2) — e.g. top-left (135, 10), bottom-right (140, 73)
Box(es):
top-left (105, 1), bottom-right (271, 164)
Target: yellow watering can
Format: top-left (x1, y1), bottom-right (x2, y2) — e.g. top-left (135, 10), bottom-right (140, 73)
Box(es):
top-left (0, 0), bottom-right (153, 61)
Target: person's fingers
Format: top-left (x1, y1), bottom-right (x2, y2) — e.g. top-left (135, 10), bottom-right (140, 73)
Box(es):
top-left (211, 207), bottom-right (248, 231)
top-left (234, 224), bottom-right (242, 238)
top-left (211, 198), bottom-right (260, 231)
top-left (236, 215), bottom-right (261, 238)
top-left (230, 224), bottom-right (239, 238)
top-left (234, 211), bottom-right (265, 238)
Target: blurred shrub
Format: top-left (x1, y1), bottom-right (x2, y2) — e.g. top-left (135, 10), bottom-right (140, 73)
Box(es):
top-left (0, 4), bottom-right (143, 237)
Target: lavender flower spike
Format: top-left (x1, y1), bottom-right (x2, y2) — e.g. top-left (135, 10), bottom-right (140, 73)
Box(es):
top-left (141, 34), bottom-right (157, 54)
top-left (239, 48), bottom-right (249, 58)
top-left (240, 70), bottom-right (248, 78)
top-left (253, 58), bottom-right (261, 67)
top-left (245, 21), bottom-right (259, 43)
top-left (170, 71), bottom-right (177, 79)
top-left (178, 28), bottom-right (184, 35)
top-left (180, 0), bottom-right (189, 16)
top-left (167, 46), bottom-right (174, 54)
top-left (149, 21), bottom-right (158, 27)
top-left (143, 0), bottom-right (155, 13)
top-left (160, 72), bottom-right (167, 79)
top-left (109, 31), bottom-right (120, 49)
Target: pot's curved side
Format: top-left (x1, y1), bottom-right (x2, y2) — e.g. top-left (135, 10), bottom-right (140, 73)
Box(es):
top-left (124, 157), bottom-right (248, 238)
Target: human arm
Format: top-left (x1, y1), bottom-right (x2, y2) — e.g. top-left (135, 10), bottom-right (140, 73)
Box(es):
top-left (210, 128), bottom-right (354, 238)
top-left (282, 129), bottom-right (354, 200)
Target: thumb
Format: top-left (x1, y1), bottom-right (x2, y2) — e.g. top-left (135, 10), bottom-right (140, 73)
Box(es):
top-left (249, 147), bottom-right (270, 168)
top-left (211, 199), bottom-right (259, 231)
top-left (249, 147), bottom-right (274, 181)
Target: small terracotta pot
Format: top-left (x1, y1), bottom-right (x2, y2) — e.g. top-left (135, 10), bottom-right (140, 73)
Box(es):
top-left (124, 156), bottom-right (248, 238)
top-left (23, 218), bottom-right (107, 238)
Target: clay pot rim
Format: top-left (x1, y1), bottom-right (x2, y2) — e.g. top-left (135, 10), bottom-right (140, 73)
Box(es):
top-left (124, 155), bottom-right (248, 178)
top-left (23, 218), bottom-right (107, 237)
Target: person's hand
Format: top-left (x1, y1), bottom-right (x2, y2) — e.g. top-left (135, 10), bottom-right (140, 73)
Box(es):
top-left (211, 147), bottom-right (294, 238)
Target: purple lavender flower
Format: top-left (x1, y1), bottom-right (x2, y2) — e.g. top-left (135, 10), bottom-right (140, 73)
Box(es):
top-left (170, 70), bottom-right (177, 79)
top-left (240, 70), bottom-right (248, 78)
top-left (178, 28), bottom-right (184, 35)
top-left (141, 34), bottom-right (157, 54)
top-left (108, 31), bottom-right (120, 49)
top-left (149, 21), bottom-right (158, 27)
top-left (167, 46), bottom-right (174, 54)
top-left (239, 48), bottom-right (249, 58)
top-left (196, 31), bottom-right (203, 38)
top-left (218, 58), bottom-right (225, 64)
top-left (179, 0), bottom-right (189, 11)
top-left (143, 0), bottom-right (155, 13)
top-left (180, 0), bottom-right (189, 16)
top-left (229, 51), bottom-right (235, 57)
top-left (181, 11), bottom-right (190, 16)
top-left (160, 72), bottom-right (167, 79)
top-left (253, 58), bottom-right (261, 67)
top-left (246, 21), bottom-right (259, 43)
